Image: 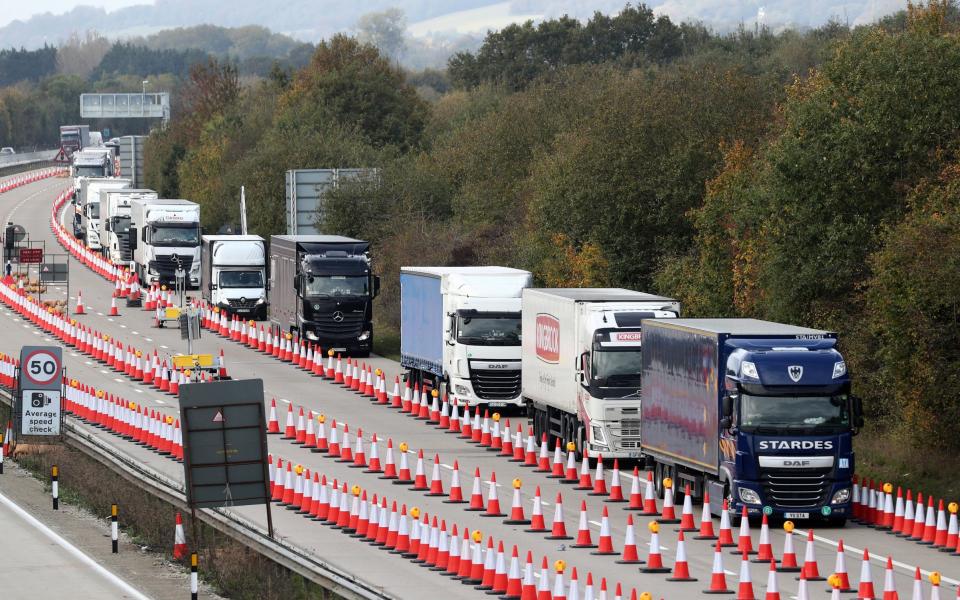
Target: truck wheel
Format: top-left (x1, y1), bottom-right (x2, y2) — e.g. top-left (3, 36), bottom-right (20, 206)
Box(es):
top-left (654, 462), bottom-right (664, 499)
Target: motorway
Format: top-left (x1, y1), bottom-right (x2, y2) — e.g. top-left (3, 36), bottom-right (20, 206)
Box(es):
top-left (0, 172), bottom-right (957, 598)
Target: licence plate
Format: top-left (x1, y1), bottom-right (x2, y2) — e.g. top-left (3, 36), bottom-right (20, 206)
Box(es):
top-left (236, 309), bottom-right (250, 313)
top-left (785, 512), bottom-right (809, 519)
top-left (488, 402), bottom-right (507, 408)
top-left (332, 347), bottom-right (347, 352)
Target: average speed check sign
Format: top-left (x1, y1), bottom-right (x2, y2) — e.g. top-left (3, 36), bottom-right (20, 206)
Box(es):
top-left (18, 346), bottom-right (64, 438)
top-left (23, 349), bottom-right (61, 387)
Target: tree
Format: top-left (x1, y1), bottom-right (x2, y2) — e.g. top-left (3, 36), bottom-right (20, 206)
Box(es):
top-left (56, 31), bottom-right (111, 78)
top-left (355, 8), bottom-right (407, 61)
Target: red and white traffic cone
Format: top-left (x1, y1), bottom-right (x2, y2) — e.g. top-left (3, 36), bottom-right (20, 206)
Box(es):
top-left (546, 493), bottom-right (572, 540)
top-left (641, 522), bottom-right (670, 573)
top-left (534, 434), bottom-right (550, 471)
top-left (616, 514), bottom-right (642, 564)
top-left (173, 512), bottom-right (188, 559)
top-left (857, 549), bottom-right (875, 599)
top-left (734, 506), bottom-right (755, 555)
top-left (695, 491), bottom-right (718, 539)
top-left (753, 514), bottom-right (774, 563)
top-left (410, 449), bottom-right (428, 490)
top-left (831, 539), bottom-right (853, 592)
top-left (74, 290), bottom-right (85, 314)
top-left (575, 451), bottom-right (593, 490)
top-left (779, 522), bottom-right (800, 572)
top-left (266, 399), bottom-right (280, 434)
top-left (909, 567), bottom-right (922, 600)
top-left (444, 460), bottom-right (465, 503)
top-left (626, 467), bottom-right (643, 510)
top-left (605, 459), bottom-right (625, 502)
top-left (764, 560), bottom-right (780, 600)
top-left (736, 552), bottom-right (756, 600)
top-left (526, 487), bottom-right (547, 533)
top-left (483, 472), bottom-right (503, 517)
top-left (704, 539), bottom-right (733, 594)
top-left (109, 296), bottom-right (119, 316)
top-left (658, 480), bottom-right (680, 524)
top-left (282, 404), bottom-right (296, 439)
top-left (881, 556), bottom-right (896, 600)
top-left (571, 501), bottom-right (596, 548)
top-left (592, 506), bottom-right (615, 555)
top-left (504, 480), bottom-right (530, 525)
top-left (642, 471), bottom-right (658, 515)
top-left (679, 484), bottom-right (696, 531)
top-left (425, 454), bottom-right (445, 496)
top-left (379, 438), bottom-right (397, 478)
top-left (800, 530), bottom-right (824, 581)
top-left (365, 433), bottom-right (382, 473)
top-left (667, 531), bottom-right (696, 582)
top-left (465, 468), bottom-right (484, 511)
top-left (898, 490), bottom-right (915, 537)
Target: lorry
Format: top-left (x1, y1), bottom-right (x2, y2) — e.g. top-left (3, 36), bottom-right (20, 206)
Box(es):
top-left (201, 235), bottom-right (268, 319)
top-left (71, 149), bottom-right (113, 178)
top-left (60, 125), bottom-right (90, 155)
top-left (129, 198), bottom-right (201, 288)
top-left (399, 267), bottom-right (533, 408)
top-left (521, 289), bottom-right (681, 459)
top-left (639, 318), bottom-right (863, 524)
top-left (101, 189), bottom-right (157, 264)
top-left (268, 235), bottom-right (379, 356)
top-left (78, 178), bottom-right (130, 251)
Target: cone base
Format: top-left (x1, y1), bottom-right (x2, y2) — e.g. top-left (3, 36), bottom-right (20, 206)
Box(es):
top-left (503, 519), bottom-right (531, 525)
top-left (443, 499), bottom-right (468, 504)
top-left (823, 587), bottom-right (855, 593)
top-left (657, 518), bottom-right (681, 524)
top-left (750, 557), bottom-right (774, 563)
top-left (641, 567), bottom-right (671, 574)
top-left (666, 577), bottom-right (698, 582)
top-left (590, 550), bottom-right (618, 556)
top-left (480, 513), bottom-right (505, 518)
top-left (777, 566), bottom-right (801, 573)
top-left (464, 507), bottom-right (485, 512)
top-left (524, 527), bottom-right (547, 533)
top-left (348, 464), bottom-right (367, 469)
top-left (729, 550), bottom-right (757, 555)
top-left (575, 485), bottom-right (592, 491)
top-left (391, 479), bottom-right (414, 485)
top-left (795, 576), bottom-right (825, 581)
top-left (571, 543), bottom-right (597, 549)
top-left (588, 492), bottom-right (609, 497)
top-left (615, 559), bottom-right (645, 565)
top-left (378, 474), bottom-right (398, 479)
top-left (267, 431), bottom-right (281, 435)
top-left (425, 492), bottom-right (446, 497)
top-left (545, 535), bottom-right (573, 540)
top-left (694, 535), bottom-right (719, 540)
top-left (702, 590), bottom-right (735, 594)
top-left (605, 498), bottom-right (628, 503)
top-left (363, 469), bottom-right (383, 474)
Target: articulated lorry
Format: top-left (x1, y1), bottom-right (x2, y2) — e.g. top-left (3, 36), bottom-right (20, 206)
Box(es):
top-left (201, 235), bottom-right (268, 319)
top-left (521, 289), bottom-right (680, 458)
top-left (71, 149), bottom-right (113, 178)
top-left (269, 235), bottom-right (379, 356)
top-left (77, 178), bottom-right (130, 251)
top-left (101, 189), bottom-right (157, 264)
top-left (400, 267), bottom-right (533, 408)
top-left (639, 318), bottom-right (863, 524)
top-left (129, 198), bottom-right (201, 288)
top-left (60, 125), bottom-right (91, 155)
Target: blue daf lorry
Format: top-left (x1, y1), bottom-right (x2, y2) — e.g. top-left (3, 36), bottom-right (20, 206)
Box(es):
top-left (640, 318), bottom-right (863, 525)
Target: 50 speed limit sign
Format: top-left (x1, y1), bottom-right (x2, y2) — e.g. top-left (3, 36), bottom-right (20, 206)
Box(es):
top-left (20, 346), bottom-right (63, 389)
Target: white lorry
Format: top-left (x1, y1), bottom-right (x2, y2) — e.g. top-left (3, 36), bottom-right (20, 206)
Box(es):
top-left (400, 266), bottom-right (533, 408)
top-left (201, 235), bottom-right (268, 319)
top-left (128, 198), bottom-right (201, 289)
top-left (71, 149), bottom-right (113, 179)
top-left (521, 288), bottom-right (680, 458)
top-left (78, 178), bottom-right (130, 251)
top-left (100, 189), bottom-right (158, 264)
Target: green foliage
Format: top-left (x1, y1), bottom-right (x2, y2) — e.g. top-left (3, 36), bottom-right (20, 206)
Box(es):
top-left (91, 42), bottom-right (209, 80)
top-left (0, 45), bottom-right (57, 86)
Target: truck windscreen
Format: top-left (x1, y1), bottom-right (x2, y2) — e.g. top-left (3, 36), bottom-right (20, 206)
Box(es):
top-left (305, 275), bottom-right (368, 297)
top-left (75, 166), bottom-right (106, 177)
top-left (150, 225), bottom-right (199, 246)
top-left (457, 315), bottom-right (521, 346)
top-left (220, 270), bottom-right (263, 288)
top-left (739, 394), bottom-right (850, 433)
top-left (592, 349), bottom-right (643, 384)
top-left (85, 203), bottom-right (100, 219)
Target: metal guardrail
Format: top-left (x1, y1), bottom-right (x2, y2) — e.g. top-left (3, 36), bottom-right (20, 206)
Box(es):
top-left (0, 385), bottom-right (395, 600)
top-left (0, 150), bottom-right (58, 168)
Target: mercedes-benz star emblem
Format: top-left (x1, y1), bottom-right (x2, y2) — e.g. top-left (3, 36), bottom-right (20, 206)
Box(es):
top-left (332, 311), bottom-right (344, 322)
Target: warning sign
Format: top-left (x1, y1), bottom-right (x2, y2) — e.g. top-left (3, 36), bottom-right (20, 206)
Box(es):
top-left (212, 411), bottom-right (224, 423)
top-left (20, 390), bottom-right (62, 435)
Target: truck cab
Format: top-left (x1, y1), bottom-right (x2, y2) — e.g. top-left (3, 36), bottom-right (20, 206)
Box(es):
top-left (719, 339), bottom-right (860, 523)
top-left (78, 177), bottom-right (130, 252)
top-left (101, 189), bottom-right (157, 263)
top-left (129, 198), bottom-right (201, 288)
top-left (201, 235), bottom-right (267, 319)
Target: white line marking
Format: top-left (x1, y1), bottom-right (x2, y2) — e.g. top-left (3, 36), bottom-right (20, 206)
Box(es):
top-left (0, 490), bottom-right (151, 600)
top-left (134, 389), bottom-right (143, 394)
top-left (131, 331), bottom-right (139, 335)
top-left (155, 399), bottom-right (165, 404)
top-left (113, 378), bottom-right (123, 383)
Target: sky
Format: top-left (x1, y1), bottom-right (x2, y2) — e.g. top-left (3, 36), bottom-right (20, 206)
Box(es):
top-left (0, 0), bottom-right (142, 27)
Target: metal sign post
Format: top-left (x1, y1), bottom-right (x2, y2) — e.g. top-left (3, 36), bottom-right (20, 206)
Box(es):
top-left (178, 379), bottom-right (273, 538)
top-left (16, 346), bottom-right (64, 440)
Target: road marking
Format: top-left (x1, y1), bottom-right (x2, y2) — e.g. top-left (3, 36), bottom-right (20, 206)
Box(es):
top-left (113, 378), bottom-right (123, 383)
top-left (144, 337), bottom-right (152, 342)
top-left (0, 490), bottom-right (151, 600)
top-left (280, 398), bottom-right (290, 404)
top-left (120, 324), bottom-right (127, 329)
top-left (100, 370), bottom-right (109, 375)
top-left (132, 331), bottom-right (139, 335)
top-left (155, 399), bottom-right (165, 404)
top-left (96, 312), bottom-right (104, 316)
top-left (160, 345), bottom-right (168, 349)
top-left (133, 389), bottom-right (143, 394)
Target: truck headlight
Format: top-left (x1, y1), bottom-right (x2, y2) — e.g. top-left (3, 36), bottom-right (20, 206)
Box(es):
top-left (455, 384), bottom-right (470, 396)
top-left (256, 297), bottom-right (266, 305)
top-left (148, 267), bottom-right (158, 275)
top-left (832, 361), bottom-right (846, 379)
top-left (591, 425), bottom-right (607, 445)
top-left (830, 488), bottom-right (851, 505)
top-left (358, 330), bottom-right (371, 341)
top-left (304, 330), bottom-right (319, 341)
top-left (738, 487), bottom-right (761, 505)
top-left (740, 361), bottom-right (759, 379)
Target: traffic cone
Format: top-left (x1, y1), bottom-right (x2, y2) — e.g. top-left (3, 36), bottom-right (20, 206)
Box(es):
top-left (657, 479), bottom-right (680, 524)
top-left (575, 451), bottom-right (593, 490)
top-left (753, 514), bottom-right (774, 562)
top-left (536, 558), bottom-right (551, 600)
top-left (551, 565), bottom-right (566, 600)
top-left (571, 501), bottom-right (596, 548)
top-left (892, 487), bottom-right (905, 534)
top-left (733, 506), bottom-right (754, 555)
top-left (921, 497), bottom-right (937, 544)
top-left (447, 399), bottom-right (461, 433)
top-left (314, 415), bottom-right (329, 454)
top-left (899, 490), bottom-right (915, 537)
top-left (425, 454), bottom-right (445, 496)
top-left (704, 539), bottom-right (733, 594)
top-left (909, 493), bottom-right (926, 540)
top-left (800, 530), bottom-right (824, 581)
top-left (520, 552), bottom-right (537, 600)
top-left (173, 512), bottom-right (188, 559)
top-left (696, 491), bottom-right (718, 539)
top-left (563, 445), bottom-right (579, 483)
top-left (642, 471), bottom-right (658, 515)
top-left (566, 568), bottom-right (579, 600)
top-left (364, 433), bottom-right (381, 473)
top-left (282, 404), bottom-right (296, 439)
top-left (932, 499), bottom-right (948, 547)
top-left (465, 468), bottom-right (484, 511)
top-left (394, 446), bottom-right (413, 484)
top-left (504, 479), bottom-right (530, 525)
top-left (641, 521), bottom-right (670, 573)
top-left (379, 438), bottom-right (396, 478)
top-left (857, 549), bottom-right (875, 599)
top-left (764, 560), bottom-right (780, 600)
top-left (616, 514), bottom-right (642, 564)
top-left (943, 502), bottom-right (959, 551)
top-left (625, 467), bottom-right (643, 510)
top-left (327, 419), bottom-right (341, 458)
top-left (411, 449), bottom-right (428, 490)
top-left (548, 440), bottom-right (565, 478)
top-left (881, 556), bottom-right (896, 600)
top-left (797, 570), bottom-right (810, 600)
top-left (75, 290), bottom-right (85, 314)
top-left (350, 428), bottom-right (367, 468)
top-left (679, 484), bottom-right (696, 531)
top-left (667, 531), bottom-right (697, 581)
top-left (831, 539), bottom-right (853, 592)
top-left (736, 552), bottom-right (756, 600)
top-left (294, 408), bottom-right (306, 444)
top-left (443, 524), bottom-right (460, 574)
top-left (592, 506), bottom-right (616, 555)
top-left (503, 546), bottom-right (523, 599)
top-left (444, 460), bottom-right (465, 503)
top-left (109, 296), bottom-right (119, 316)
top-left (526, 486), bottom-right (547, 532)
top-left (909, 568), bottom-right (922, 600)
top-left (605, 460), bottom-right (625, 501)
top-left (534, 434), bottom-right (550, 471)
top-left (779, 522), bottom-right (800, 572)
top-left (510, 425), bottom-right (524, 461)
top-left (483, 472), bottom-right (503, 517)
top-left (546, 493), bottom-right (572, 540)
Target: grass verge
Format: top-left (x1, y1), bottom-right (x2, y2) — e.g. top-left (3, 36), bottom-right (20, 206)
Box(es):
top-left (855, 424), bottom-right (958, 501)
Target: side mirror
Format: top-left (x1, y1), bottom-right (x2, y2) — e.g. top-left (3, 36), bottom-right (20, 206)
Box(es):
top-left (294, 275), bottom-right (301, 294)
top-left (852, 395), bottom-right (865, 429)
top-left (722, 394), bottom-right (734, 418)
top-left (209, 283), bottom-right (217, 291)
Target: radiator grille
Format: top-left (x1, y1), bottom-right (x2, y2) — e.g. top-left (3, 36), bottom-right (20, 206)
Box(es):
top-left (470, 370), bottom-right (521, 401)
top-left (760, 468), bottom-right (832, 509)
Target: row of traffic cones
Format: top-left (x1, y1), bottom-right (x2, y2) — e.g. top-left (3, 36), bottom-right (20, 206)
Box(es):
top-left (853, 476), bottom-right (960, 555)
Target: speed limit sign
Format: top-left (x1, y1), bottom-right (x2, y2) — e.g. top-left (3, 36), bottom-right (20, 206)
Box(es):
top-left (20, 346), bottom-right (63, 389)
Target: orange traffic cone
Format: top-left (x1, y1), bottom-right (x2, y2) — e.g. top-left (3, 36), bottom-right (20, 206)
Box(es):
top-left (666, 531), bottom-right (697, 582)
top-left (800, 530), bottom-right (824, 580)
top-left (831, 539), bottom-right (853, 592)
top-left (753, 514), bottom-right (774, 562)
top-left (571, 501), bottom-right (596, 548)
top-left (75, 290), bottom-right (86, 314)
top-left (678, 484), bottom-right (697, 531)
top-left (443, 460), bottom-right (464, 503)
top-left (546, 493), bottom-right (572, 540)
top-left (616, 514), bottom-right (642, 564)
top-left (779, 522), bottom-right (800, 572)
top-left (658, 479), bottom-right (680, 524)
top-left (695, 491), bottom-right (718, 539)
top-left (718, 499), bottom-right (736, 547)
top-left (504, 479), bottom-right (530, 525)
top-left (764, 560), bottom-right (780, 600)
top-left (736, 552), bottom-right (756, 599)
top-left (483, 472), bottom-right (503, 517)
top-left (173, 512), bottom-right (188, 559)
top-left (734, 506), bottom-right (755, 555)
top-left (641, 521), bottom-right (670, 573)
top-left (857, 549), bottom-right (875, 599)
top-left (109, 296), bottom-right (119, 316)
top-left (704, 539), bottom-right (733, 594)
top-left (592, 506), bottom-right (616, 555)
top-left (526, 486), bottom-right (547, 532)
top-left (465, 468), bottom-right (484, 511)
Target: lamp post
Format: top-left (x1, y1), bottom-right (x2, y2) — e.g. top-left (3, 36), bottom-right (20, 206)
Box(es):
top-left (141, 80), bottom-right (149, 116)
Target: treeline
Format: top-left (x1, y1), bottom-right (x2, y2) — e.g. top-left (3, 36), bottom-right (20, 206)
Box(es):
top-left (0, 46), bottom-right (57, 86)
top-left (147, 2), bottom-right (960, 453)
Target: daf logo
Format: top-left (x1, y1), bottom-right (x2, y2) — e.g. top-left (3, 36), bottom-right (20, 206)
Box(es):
top-left (787, 365), bottom-right (803, 382)
top-left (488, 364), bottom-right (509, 369)
top-left (332, 311), bottom-right (344, 322)
top-left (783, 460), bottom-right (810, 467)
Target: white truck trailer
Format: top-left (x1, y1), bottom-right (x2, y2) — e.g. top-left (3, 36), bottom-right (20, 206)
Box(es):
top-left (129, 198), bottom-right (201, 288)
top-left (400, 267), bottom-right (533, 408)
top-left (201, 235), bottom-right (268, 319)
top-left (78, 178), bottom-right (130, 251)
top-left (100, 189), bottom-right (158, 263)
top-left (521, 288), bottom-right (680, 458)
